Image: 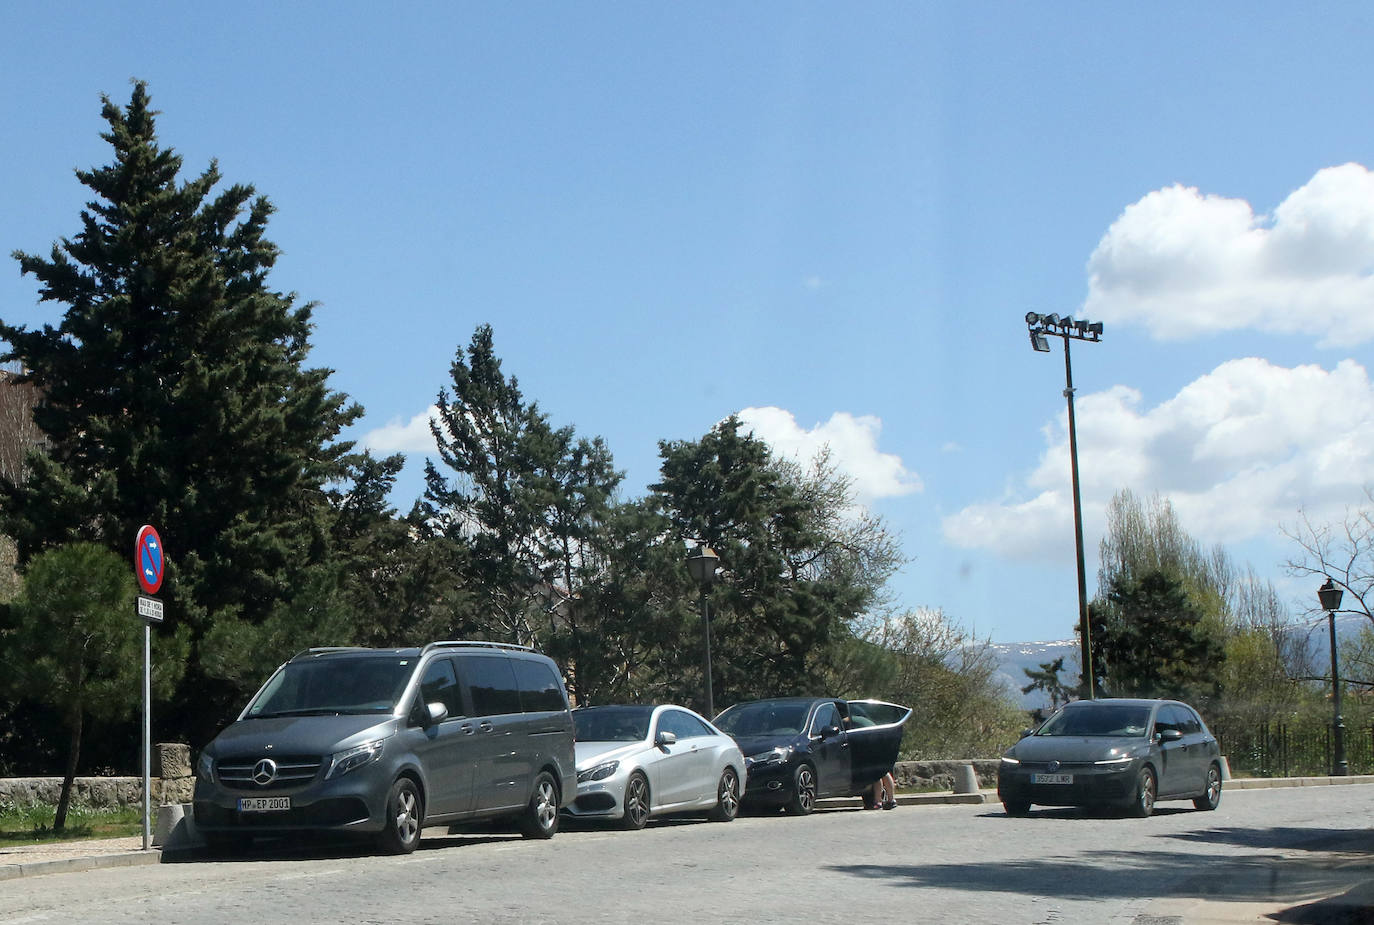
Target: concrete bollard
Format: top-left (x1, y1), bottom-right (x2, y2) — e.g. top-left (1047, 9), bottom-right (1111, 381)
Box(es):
top-left (953, 763), bottom-right (979, 794)
top-left (153, 802), bottom-right (200, 849)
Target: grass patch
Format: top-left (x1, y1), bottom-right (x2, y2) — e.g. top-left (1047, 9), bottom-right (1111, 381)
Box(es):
top-left (0, 802), bottom-right (143, 848)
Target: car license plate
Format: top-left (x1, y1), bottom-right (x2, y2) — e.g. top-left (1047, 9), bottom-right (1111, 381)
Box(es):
top-left (238, 796), bottom-right (291, 812)
top-left (1031, 773), bottom-right (1073, 785)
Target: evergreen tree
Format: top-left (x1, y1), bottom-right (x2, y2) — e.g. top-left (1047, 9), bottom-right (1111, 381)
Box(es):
top-left (423, 324), bottom-right (622, 648)
top-left (1092, 569), bottom-right (1225, 704)
top-left (0, 83), bottom-right (362, 742)
top-left (650, 417), bottom-right (898, 707)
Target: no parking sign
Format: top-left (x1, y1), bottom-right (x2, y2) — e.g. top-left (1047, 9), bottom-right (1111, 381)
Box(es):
top-left (135, 524), bottom-right (164, 596)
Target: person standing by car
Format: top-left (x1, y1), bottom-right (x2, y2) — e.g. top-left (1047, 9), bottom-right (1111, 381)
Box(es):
top-left (871, 770), bottom-right (897, 810)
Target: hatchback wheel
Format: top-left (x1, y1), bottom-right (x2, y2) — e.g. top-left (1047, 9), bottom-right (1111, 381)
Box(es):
top-left (709, 767), bottom-right (740, 822)
top-left (621, 772), bottom-right (650, 830)
top-left (1002, 799), bottom-right (1030, 816)
top-left (375, 777), bottom-right (423, 854)
top-left (519, 771), bottom-right (560, 839)
top-left (785, 764), bottom-right (817, 816)
top-left (1130, 766), bottom-right (1156, 818)
top-left (1193, 763), bottom-right (1223, 811)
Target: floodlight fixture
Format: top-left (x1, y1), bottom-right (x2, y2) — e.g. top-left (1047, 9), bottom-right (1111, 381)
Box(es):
top-left (1030, 331), bottom-right (1050, 352)
top-left (1025, 311), bottom-right (1041, 325)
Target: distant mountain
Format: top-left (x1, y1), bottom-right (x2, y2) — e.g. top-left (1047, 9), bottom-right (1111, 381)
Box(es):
top-left (987, 614), bottom-right (1368, 713)
top-left (984, 639), bottom-right (1078, 712)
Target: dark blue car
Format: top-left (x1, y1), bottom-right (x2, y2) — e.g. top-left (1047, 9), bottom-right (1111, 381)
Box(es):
top-left (713, 697), bottom-right (911, 815)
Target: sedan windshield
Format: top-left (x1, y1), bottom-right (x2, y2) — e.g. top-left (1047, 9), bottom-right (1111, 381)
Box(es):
top-left (1037, 704), bottom-right (1152, 737)
top-left (247, 657), bottom-right (415, 717)
top-left (713, 701), bottom-right (810, 736)
top-left (573, 706), bottom-right (654, 742)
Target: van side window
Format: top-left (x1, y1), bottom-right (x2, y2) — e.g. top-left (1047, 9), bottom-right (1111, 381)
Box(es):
top-left (459, 655), bottom-right (522, 716)
top-left (417, 657), bottom-right (464, 719)
top-left (512, 659), bottom-right (567, 713)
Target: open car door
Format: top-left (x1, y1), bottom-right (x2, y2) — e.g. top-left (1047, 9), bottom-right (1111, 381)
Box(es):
top-left (844, 699), bottom-right (912, 793)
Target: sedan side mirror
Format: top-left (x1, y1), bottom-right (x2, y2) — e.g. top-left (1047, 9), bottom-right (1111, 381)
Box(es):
top-left (655, 730), bottom-right (677, 749)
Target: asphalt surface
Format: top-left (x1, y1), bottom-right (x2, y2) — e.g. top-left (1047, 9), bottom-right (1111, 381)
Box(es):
top-left (3, 777), bottom-right (1371, 924)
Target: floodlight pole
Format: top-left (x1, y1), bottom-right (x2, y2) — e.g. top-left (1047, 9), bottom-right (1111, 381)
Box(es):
top-left (1025, 313), bottom-right (1103, 700)
top-left (1062, 336), bottom-right (1093, 701)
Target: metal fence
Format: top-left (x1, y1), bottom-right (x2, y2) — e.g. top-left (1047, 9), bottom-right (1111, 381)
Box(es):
top-left (1214, 722), bottom-right (1374, 778)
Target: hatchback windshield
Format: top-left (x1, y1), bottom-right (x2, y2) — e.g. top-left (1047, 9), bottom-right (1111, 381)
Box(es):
top-left (1036, 703), bottom-right (1152, 737)
top-left (573, 706), bottom-right (653, 741)
top-left (713, 701), bottom-right (810, 736)
top-left (246, 656), bottom-right (416, 717)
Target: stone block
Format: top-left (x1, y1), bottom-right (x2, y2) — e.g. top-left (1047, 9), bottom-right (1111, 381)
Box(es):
top-left (154, 743), bottom-right (192, 780)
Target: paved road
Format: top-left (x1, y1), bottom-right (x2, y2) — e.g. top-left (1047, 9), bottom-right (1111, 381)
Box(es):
top-left (1, 786), bottom-right (1371, 924)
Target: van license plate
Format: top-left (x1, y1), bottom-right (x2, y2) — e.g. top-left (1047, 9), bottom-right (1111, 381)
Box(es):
top-left (1031, 773), bottom-right (1073, 784)
top-left (238, 796), bottom-right (291, 812)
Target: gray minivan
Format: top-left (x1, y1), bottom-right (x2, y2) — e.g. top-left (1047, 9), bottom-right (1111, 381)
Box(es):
top-left (193, 641), bottom-right (575, 854)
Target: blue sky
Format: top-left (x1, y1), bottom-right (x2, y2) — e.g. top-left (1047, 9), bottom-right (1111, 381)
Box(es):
top-left (4, 3), bottom-right (1373, 644)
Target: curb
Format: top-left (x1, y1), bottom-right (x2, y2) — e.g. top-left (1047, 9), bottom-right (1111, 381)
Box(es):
top-left (0, 847), bottom-right (162, 882)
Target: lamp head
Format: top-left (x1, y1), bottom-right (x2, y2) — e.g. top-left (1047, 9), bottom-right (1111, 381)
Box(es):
top-left (1318, 577), bottom-right (1344, 612)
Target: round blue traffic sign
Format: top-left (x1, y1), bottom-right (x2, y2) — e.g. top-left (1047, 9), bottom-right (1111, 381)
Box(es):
top-left (135, 525), bottom-right (164, 595)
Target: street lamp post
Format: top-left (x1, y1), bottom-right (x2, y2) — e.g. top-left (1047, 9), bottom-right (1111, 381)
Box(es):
top-left (686, 545), bottom-right (720, 719)
top-left (1317, 577), bottom-right (1348, 776)
top-left (1025, 312), bottom-right (1104, 700)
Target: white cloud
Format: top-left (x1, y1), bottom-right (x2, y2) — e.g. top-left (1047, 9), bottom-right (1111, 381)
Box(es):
top-left (736, 406), bottom-right (922, 504)
top-left (361, 405), bottom-right (439, 454)
top-left (943, 359), bottom-right (1374, 562)
top-left (1084, 163), bottom-right (1374, 346)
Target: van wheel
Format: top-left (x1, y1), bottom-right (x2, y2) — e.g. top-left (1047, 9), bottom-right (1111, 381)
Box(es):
top-left (375, 777), bottom-right (423, 854)
top-left (708, 767), bottom-right (740, 822)
top-left (519, 771), bottom-right (560, 839)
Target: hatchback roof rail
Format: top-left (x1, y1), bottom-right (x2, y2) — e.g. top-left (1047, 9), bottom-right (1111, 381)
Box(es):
top-left (421, 640), bottom-right (534, 655)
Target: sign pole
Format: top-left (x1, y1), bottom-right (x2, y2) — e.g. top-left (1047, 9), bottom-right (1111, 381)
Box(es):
top-left (143, 621), bottom-right (151, 850)
top-left (134, 524), bottom-right (165, 853)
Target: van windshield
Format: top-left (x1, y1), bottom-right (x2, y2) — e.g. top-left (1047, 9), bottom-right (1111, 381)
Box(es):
top-left (247, 657), bottom-right (415, 717)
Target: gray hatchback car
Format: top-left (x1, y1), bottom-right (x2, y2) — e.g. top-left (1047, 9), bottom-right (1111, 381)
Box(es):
top-left (996, 697), bottom-right (1223, 817)
top-left (193, 641), bottom-right (575, 854)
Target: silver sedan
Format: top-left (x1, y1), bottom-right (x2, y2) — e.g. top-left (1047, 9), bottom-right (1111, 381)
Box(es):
top-left (566, 704), bottom-right (746, 829)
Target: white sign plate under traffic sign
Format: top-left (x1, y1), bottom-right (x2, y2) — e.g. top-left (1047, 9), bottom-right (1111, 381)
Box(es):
top-left (137, 595), bottom-right (164, 623)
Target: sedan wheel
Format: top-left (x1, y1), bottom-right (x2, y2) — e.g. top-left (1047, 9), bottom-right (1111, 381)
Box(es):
top-left (709, 767), bottom-right (740, 822)
top-left (1193, 763), bottom-right (1223, 811)
top-left (1130, 766), bottom-right (1156, 818)
top-left (785, 764), bottom-right (817, 816)
top-left (621, 772), bottom-right (650, 830)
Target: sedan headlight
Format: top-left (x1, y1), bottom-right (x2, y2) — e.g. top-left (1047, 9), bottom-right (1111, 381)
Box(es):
top-left (745, 746), bottom-right (793, 769)
top-left (326, 738), bottom-right (387, 778)
top-left (577, 760), bottom-right (619, 784)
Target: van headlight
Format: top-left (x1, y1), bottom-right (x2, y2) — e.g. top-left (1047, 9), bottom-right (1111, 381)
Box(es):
top-left (196, 751), bottom-right (215, 782)
top-left (326, 739), bottom-right (387, 778)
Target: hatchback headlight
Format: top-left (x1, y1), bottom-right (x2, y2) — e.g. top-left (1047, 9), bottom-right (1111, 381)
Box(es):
top-left (327, 739), bottom-right (387, 778)
top-left (1094, 756), bottom-right (1134, 766)
top-left (1000, 756), bottom-right (1019, 765)
top-left (578, 760), bottom-right (619, 783)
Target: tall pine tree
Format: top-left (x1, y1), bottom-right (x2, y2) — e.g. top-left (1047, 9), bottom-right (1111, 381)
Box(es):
top-left (1, 82), bottom-right (363, 742)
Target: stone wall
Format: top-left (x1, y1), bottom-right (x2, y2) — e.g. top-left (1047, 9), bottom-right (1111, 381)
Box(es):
top-left (894, 759), bottom-right (999, 791)
top-left (0, 743), bottom-right (195, 809)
